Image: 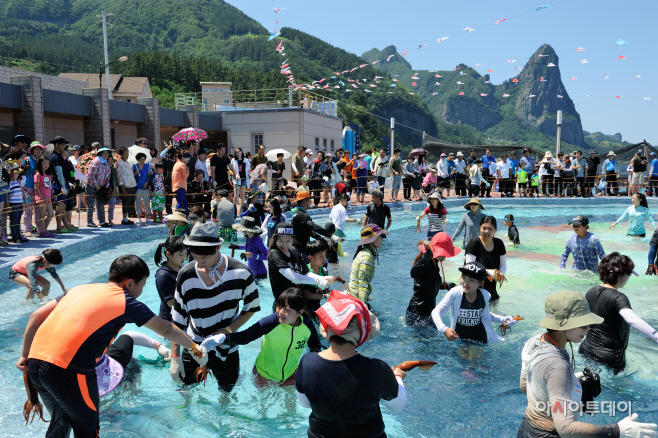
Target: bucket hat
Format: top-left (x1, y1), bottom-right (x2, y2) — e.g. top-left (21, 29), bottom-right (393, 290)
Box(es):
top-left (419, 232), bottom-right (461, 258)
top-left (232, 216), bottom-right (263, 234)
top-left (49, 136), bottom-right (69, 144)
top-left (543, 151), bottom-right (554, 159)
top-left (317, 290), bottom-right (380, 347)
top-left (464, 197), bottom-right (484, 210)
top-left (607, 151), bottom-right (616, 156)
top-left (296, 190), bottom-right (311, 202)
top-left (95, 354), bottom-right (124, 397)
top-left (427, 191), bottom-right (443, 203)
top-left (246, 188), bottom-right (262, 199)
top-left (538, 290), bottom-right (603, 331)
top-left (183, 221), bottom-right (223, 246)
top-left (357, 224), bottom-right (389, 246)
top-left (28, 141), bottom-right (45, 152)
top-left (166, 211), bottom-right (189, 224)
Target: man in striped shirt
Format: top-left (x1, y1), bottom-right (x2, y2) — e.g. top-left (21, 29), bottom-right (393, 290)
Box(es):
top-left (170, 222), bottom-right (260, 391)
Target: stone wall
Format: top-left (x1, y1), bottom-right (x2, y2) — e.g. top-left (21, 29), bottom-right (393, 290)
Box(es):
top-left (0, 66), bottom-right (88, 94)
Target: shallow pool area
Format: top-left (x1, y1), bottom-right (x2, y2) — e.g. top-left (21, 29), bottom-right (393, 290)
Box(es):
top-left (2, 203), bottom-right (658, 437)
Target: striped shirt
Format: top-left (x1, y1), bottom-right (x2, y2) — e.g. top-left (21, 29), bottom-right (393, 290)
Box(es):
top-left (348, 247), bottom-right (377, 303)
top-left (9, 181), bottom-right (23, 203)
top-left (171, 254), bottom-right (260, 360)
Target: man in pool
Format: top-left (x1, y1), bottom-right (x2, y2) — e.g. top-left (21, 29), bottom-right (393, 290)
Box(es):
top-left (16, 255), bottom-right (208, 437)
top-left (560, 214), bottom-right (606, 272)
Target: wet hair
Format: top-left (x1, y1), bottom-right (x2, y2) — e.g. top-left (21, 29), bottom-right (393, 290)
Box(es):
top-left (154, 235), bottom-right (185, 267)
top-left (598, 252), bottom-right (635, 285)
top-left (189, 244), bottom-right (220, 257)
top-left (135, 152), bottom-right (147, 161)
top-left (634, 193), bottom-right (649, 209)
top-left (306, 239), bottom-right (328, 257)
top-left (109, 255), bottom-right (150, 283)
top-left (155, 162), bottom-right (164, 170)
top-left (370, 189), bottom-right (383, 200)
top-left (480, 215), bottom-right (498, 230)
top-left (36, 156), bottom-right (50, 175)
top-left (274, 287), bottom-right (308, 312)
top-left (324, 221), bottom-right (336, 234)
top-left (42, 248), bottom-right (62, 265)
top-left (118, 147), bottom-right (129, 156)
top-left (268, 198), bottom-right (283, 217)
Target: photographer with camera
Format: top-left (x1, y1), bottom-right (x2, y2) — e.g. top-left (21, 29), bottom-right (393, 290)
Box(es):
top-left (518, 290), bottom-right (657, 438)
top-left (579, 253), bottom-right (658, 373)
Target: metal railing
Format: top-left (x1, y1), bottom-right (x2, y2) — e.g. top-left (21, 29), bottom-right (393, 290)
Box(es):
top-left (175, 87), bottom-right (337, 116)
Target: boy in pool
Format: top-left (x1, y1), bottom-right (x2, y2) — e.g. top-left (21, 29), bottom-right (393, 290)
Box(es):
top-left (10, 249), bottom-right (67, 300)
top-left (229, 216), bottom-right (268, 281)
top-left (560, 214), bottom-right (606, 272)
top-left (503, 214), bottom-right (520, 245)
top-left (305, 239), bottom-right (332, 316)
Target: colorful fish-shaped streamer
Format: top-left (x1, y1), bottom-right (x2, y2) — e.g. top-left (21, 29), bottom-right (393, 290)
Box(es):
top-left (614, 39), bottom-right (627, 45)
top-left (402, 50), bottom-right (410, 56)
top-left (438, 37), bottom-right (449, 43)
top-left (494, 19), bottom-right (507, 25)
top-left (548, 63), bottom-right (556, 67)
top-left (459, 92), bottom-right (464, 95)
top-left (418, 44), bottom-right (427, 49)
top-left (503, 94), bottom-right (510, 97)
top-left (480, 93), bottom-right (488, 96)
top-left (577, 47), bottom-right (585, 52)
top-left (464, 27), bottom-right (475, 32)
top-left (618, 55), bottom-right (626, 59)
top-left (387, 55), bottom-right (395, 62)
top-left (536, 5), bottom-right (549, 11)
top-left (512, 78), bottom-right (519, 83)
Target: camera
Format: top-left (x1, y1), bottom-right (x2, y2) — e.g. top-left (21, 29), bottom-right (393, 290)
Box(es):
top-left (578, 367), bottom-right (601, 415)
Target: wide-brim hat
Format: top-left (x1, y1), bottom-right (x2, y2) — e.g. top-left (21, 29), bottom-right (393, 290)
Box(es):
top-left (96, 354), bottom-right (124, 397)
top-left (275, 177), bottom-right (288, 187)
top-left (539, 290), bottom-right (603, 331)
top-left (317, 290), bottom-right (380, 347)
top-left (232, 216), bottom-right (263, 234)
top-left (28, 141), bottom-right (45, 152)
top-left (183, 221), bottom-right (223, 246)
top-left (4, 162), bottom-right (22, 173)
top-left (49, 136), bottom-right (69, 144)
top-left (246, 188), bottom-right (262, 199)
top-left (464, 197), bottom-right (484, 210)
top-left (420, 232), bottom-right (461, 258)
top-left (13, 134), bottom-right (31, 144)
top-left (166, 212), bottom-right (189, 224)
top-left (296, 190), bottom-right (311, 202)
top-left (427, 191), bottom-right (443, 203)
top-left (543, 151), bottom-right (554, 158)
top-left (357, 223), bottom-right (389, 246)
top-left (607, 151), bottom-right (616, 156)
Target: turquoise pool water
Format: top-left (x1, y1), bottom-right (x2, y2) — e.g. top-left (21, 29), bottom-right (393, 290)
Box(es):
top-left (2, 204), bottom-right (658, 437)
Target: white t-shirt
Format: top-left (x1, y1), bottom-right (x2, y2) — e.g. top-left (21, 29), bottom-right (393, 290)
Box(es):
top-left (330, 204), bottom-right (348, 231)
top-left (496, 161), bottom-right (511, 179)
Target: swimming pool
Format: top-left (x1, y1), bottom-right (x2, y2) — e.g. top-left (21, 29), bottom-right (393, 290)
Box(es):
top-left (2, 203), bottom-right (657, 437)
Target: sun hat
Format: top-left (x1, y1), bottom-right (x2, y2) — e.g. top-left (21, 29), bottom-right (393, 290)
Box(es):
top-left (419, 232), bottom-right (461, 258)
top-left (429, 167), bottom-right (437, 173)
top-left (458, 261), bottom-right (487, 281)
top-left (273, 222), bottom-right (294, 236)
top-left (464, 197), bottom-right (484, 210)
top-left (95, 354), bottom-right (124, 397)
top-left (448, 152), bottom-right (455, 156)
top-left (457, 151), bottom-right (464, 156)
top-left (296, 190), bottom-right (311, 202)
top-left (504, 214), bottom-right (515, 222)
top-left (246, 188), bottom-right (262, 199)
top-left (28, 142), bottom-right (45, 152)
top-left (300, 175), bottom-right (309, 181)
top-left (232, 216), bottom-right (263, 234)
top-left (441, 153), bottom-right (447, 157)
top-left (166, 211), bottom-right (188, 224)
top-left (49, 136), bottom-right (69, 144)
top-left (317, 290), bottom-right (380, 347)
top-left (607, 151), bottom-right (616, 156)
top-left (357, 223), bottom-right (389, 246)
top-left (183, 221), bottom-right (223, 246)
top-left (543, 151), bottom-right (554, 158)
top-left (569, 214), bottom-right (589, 226)
top-left (538, 290), bottom-right (603, 331)
top-left (275, 177), bottom-right (288, 187)
top-left (427, 191), bottom-right (443, 203)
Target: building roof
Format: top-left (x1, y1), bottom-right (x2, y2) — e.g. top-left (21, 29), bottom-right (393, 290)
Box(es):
top-left (57, 73), bottom-right (152, 98)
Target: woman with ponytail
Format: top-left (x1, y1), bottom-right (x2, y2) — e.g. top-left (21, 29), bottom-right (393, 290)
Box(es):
top-left (154, 235), bottom-right (186, 321)
top-left (406, 233), bottom-right (461, 326)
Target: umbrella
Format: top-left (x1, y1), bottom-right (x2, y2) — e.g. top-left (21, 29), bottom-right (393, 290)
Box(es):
top-left (265, 149), bottom-right (292, 160)
top-left (76, 149), bottom-right (120, 174)
top-left (408, 148), bottom-right (429, 158)
top-left (172, 128), bottom-right (208, 144)
top-left (128, 145), bottom-right (152, 166)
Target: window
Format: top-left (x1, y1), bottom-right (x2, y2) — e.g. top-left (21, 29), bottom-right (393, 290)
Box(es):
top-left (315, 137), bottom-right (319, 150)
top-left (330, 140), bottom-right (335, 151)
top-left (323, 139), bottom-right (327, 151)
top-left (253, 134), bottom-right (264, 153)
top-left (224, 98), bottom-right (230, 104)
top-left (202, 98), bottom-right (208, 111)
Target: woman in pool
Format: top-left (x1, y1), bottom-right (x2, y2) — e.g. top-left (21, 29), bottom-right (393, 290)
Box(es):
top-left (348, 224), bottom-right (388, 306)
top-left (609, 193), bottom-right (655, 237)
top-left (518, 290), bottom-right (657, 438)
top-left (465, 216), bottom-right (507, 301)
top-left (452, 198), bottom-right (485, 248)
top-left (295, 290), bottom-right (408, 438)
top-left (201, 287), bottom-right (320, 386)
top-left (579, 253), bottom-right (658, 373)
top-left (416, 192), bottom-right (448, 238)
top-left (407, 233), bottom-right (460, 326)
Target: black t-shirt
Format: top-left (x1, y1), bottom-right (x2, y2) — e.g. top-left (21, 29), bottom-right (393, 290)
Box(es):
top-left (454, 290), bottom-right (488, 343)
top-left (271, 161), bottom-right (286, 178)
top-left (408, 254), bottom-right (443, 316)
top-left (291, 208), bottom-right (332, 253)
top-left (465, 237), bottom-right (506, 300)
top-left (186, 154), bottom-right (198, 182)
top-left (49, 151), bottom-right (66, 187)
top-left (296, 353), bottom-right (399, 438)
top-left (267, 247), bottom-right (309, 299)
top-left (508, 225), bottom-right (520, 244)
top-left (365, 203), bottom-right (391, 230)
top-left (585, 156), bottom-right (600, 176)
top-left (579, 285), bottom-right (632, 370)
top-left (633, 157), bottom-right (648, 173)
top-left (210, 154), bottom-right (231, 184)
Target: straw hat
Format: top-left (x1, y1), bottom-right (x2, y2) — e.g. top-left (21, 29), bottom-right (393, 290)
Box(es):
top-left (538, 290), bottom-right (603, 331)
top-left (607, 151), bottom-right (616, 156)
top-left (543, 151), bottom-right (554, 159)
top-left (166, 212), bottom-right (189, 224)
top-left (357, 224), bottom-right (389, 246)
top-left (419, 232), bottom-right (461, 258)
top-left (232, 216), bottom-right (263, 234)
top-left (296, 190), bottom-right (311, 202)
top-left (183, 222), bottom-right (223, 246)
top-left (464, 197), bottom-right (485, 210)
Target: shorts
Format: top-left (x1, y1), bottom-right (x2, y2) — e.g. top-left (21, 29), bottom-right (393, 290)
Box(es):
top-left (517, 417), bottom-right (559, 438)
top-left (234, 179), bottom-right (248, 187)
top-left (0, 193), bottom-right (5, 203)
top-left (56, 193), bottom-right (66, 202)
top-left (632, 173), bottom-right (645, 185)
top-left (392, 175), bottom-right (401, 191)
top-left (9, 269), bottom-right (22, 281)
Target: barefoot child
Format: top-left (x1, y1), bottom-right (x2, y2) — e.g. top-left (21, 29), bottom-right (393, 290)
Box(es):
top-left (230, 216), bottom-right (268, 281)
top-left (201, 287), bottom-right (321, 386)
top-left (10, 248), bottom-right (67, 300)
top-left (34, 157), bottom-right (55, 238)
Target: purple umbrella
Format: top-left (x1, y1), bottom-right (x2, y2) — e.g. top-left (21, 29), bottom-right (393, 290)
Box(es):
top-left (408, 148), bottom-right (429, 158)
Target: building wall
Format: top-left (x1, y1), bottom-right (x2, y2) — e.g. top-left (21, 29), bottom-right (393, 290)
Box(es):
top-left (113, 123), bottom-right (138, 148)
top-left (0, 66), bottom-right (88, 94)
top-left (44, 116), bottom-right (85, 145)
top-left (0, 111), bottom-right (13, 127)
top-left (301, 111), bottom-right (343, 157)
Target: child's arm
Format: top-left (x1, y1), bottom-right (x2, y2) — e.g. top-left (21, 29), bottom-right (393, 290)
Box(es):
top-left (431, 290), bottom-right (458, 340)
top-left (253, 238), bottom-right (269, 260)
top-left (223, 313), bottom-right (278, 346)
top-left (34, 176), bottom-right (44, 201)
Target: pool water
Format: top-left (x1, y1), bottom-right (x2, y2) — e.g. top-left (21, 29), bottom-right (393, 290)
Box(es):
top-left (2, 204), bottom-right (658, 437)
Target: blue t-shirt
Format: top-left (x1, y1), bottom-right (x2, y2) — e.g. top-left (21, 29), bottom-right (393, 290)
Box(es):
top-left (606, 159), bottom-right (617, 172)
top-left (507, 158), bottom-right (519, 174)
top-left (23, 156), bottom-right (38, 189)
top-left (651, 158), bottom-right (658, 176)
top-left (133, 163), bottom-right (151, 187)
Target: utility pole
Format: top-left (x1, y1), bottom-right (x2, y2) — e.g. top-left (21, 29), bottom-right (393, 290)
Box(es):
top-left (390, 117), bottom-right (395, 157)
top-left (555, 110), bottom-right (562, 156)
top-left (97, 10), bottom-right (114, 99)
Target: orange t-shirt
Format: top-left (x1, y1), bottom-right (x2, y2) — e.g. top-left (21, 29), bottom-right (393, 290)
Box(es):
top-left (172, 161), bottom-right (189, 192)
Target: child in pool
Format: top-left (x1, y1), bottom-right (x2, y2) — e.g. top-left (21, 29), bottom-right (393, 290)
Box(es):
top-left (10, 248), bottom-right (67, 300)
top-left (503, 214), bottom-right (520, 245)
top-left (323, 222), bottom-right (348, 264)
top-left (305, 240), bottom-right (331, 316)
top-left (153, 235), bottom-right (187, 322)
top-left (229, 216), bottom-right (268, 281)
top-left (201, 287), bottom-right (321, 386)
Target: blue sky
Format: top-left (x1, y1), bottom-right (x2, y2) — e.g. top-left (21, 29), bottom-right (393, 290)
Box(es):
top-left (226, 0), bottom-right (658, 145)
